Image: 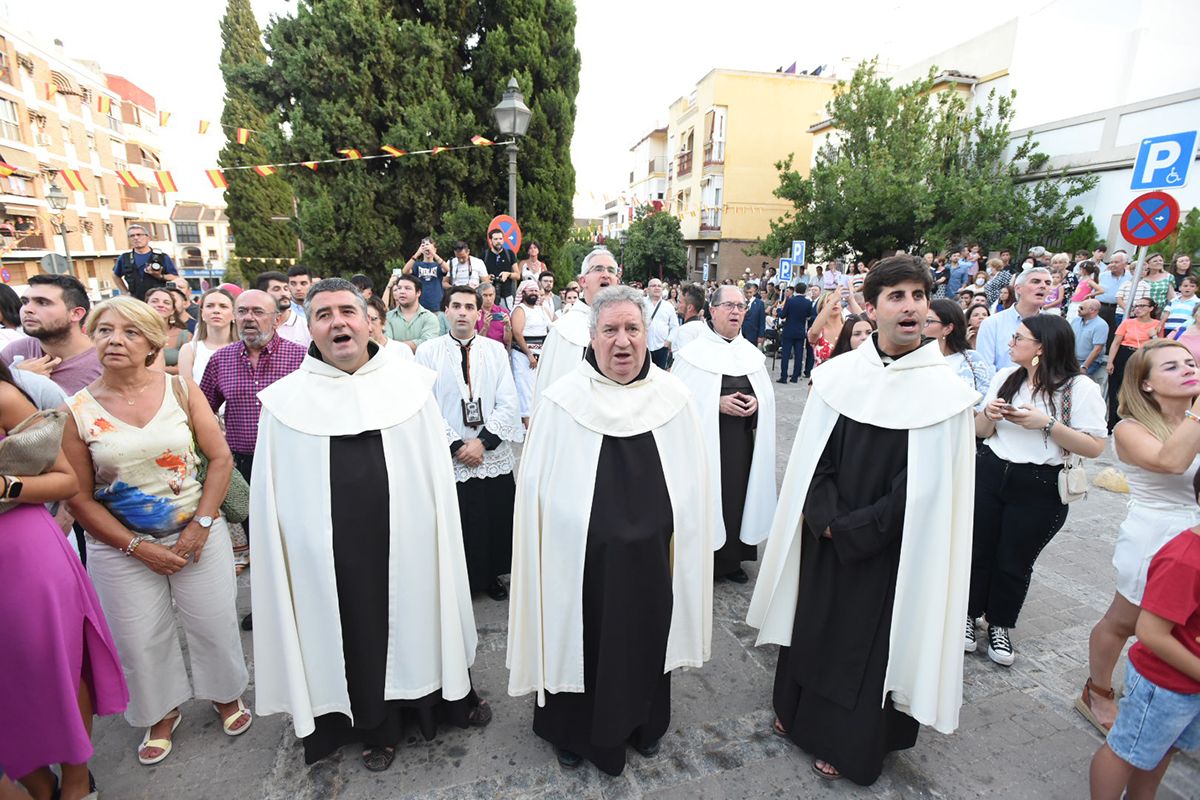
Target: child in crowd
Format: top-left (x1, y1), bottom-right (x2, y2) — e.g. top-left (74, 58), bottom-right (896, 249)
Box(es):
top-left (1165, 277), bottom-right (1199, 336)
top-left (1089, 470), bottom-right (1200, 799)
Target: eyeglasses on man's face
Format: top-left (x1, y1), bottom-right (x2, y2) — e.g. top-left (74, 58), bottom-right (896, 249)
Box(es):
top-left (235, 307), bottom-right (275, 319)
top-left (713, 301), bottom-right (748, 312)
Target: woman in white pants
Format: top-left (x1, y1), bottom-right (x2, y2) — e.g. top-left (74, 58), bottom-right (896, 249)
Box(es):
top-left (62, 297), bottom-right (251, 767)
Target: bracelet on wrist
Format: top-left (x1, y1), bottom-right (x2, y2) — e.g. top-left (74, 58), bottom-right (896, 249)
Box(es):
top-left (124, 534), bottom-right (148, 556)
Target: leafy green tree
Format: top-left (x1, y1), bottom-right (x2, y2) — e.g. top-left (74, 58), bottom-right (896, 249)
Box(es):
top-left (622, 205), bottom-right (687, 283)
top-left (435, 200), bottom-right (491, 256)
top-left (217, 0), bottom-right (296, 263)
top-left (763, 61), bottom-right (1095, 261)
top-left (1061, 214), bottom-right (1104, 255)
top-left (1149, 208), bottom-right (1200, 271)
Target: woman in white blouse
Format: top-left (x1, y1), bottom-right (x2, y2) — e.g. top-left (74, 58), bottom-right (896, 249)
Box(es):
top-left (969, 314), bottom-right (1107, 667)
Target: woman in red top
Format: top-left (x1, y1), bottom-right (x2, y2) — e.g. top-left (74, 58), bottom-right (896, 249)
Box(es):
top-left (1107, 298), bottom-right (1164, 431)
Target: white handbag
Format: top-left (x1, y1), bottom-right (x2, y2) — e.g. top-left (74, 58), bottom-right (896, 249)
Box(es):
top-left (1057, 380), bottom-right (1088, 504)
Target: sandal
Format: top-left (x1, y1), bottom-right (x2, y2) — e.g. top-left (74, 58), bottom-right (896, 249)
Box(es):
top-left (212, 698), bottom-right (253, 736)
top-left (772, 718), bottom-right (789, 738)
top-left (362, 746), bottom-right (396, 772)
top-left (812, 758), bottom-right (842, 781)
top-left (138, 709), bottom-right (182, 765)
top-left (468, 699), bottom-right (493, 727)
top-left (1074, 678), bottom-right (1115, 736)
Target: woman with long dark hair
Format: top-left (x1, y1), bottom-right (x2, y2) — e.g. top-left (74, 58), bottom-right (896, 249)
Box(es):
top-left (829, 313), bottom-right (874, 358)
top-left (0, 283), bottom-right (23, 345)
top-left (969, 314), bottom-right (1107, 666)
top-left (924, 299), bottom-right (994, 400)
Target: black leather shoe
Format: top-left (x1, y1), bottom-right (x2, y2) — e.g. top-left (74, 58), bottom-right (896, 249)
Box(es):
top-left (788, 378), bottom-right (798, 383)
top-left (240, 613), bottom-right (253, 631)
top-left (725, 568), bottom-right (750, 584)
top-left (634, 739), bottom-right (661, 757)
top-left (776, 378), bottom-right (788, 384)
top-left (556, 748), bottom-right (582, 768)
top-left (486, 579), bottom-right (508, 601)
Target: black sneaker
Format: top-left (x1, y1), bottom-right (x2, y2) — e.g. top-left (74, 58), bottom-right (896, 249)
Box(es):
top-left (556, 748), bottom-right (582, 768)
top-left (987, 625), bottom-right (1015, 666)
top-left (486, 579), bottom-right (508, 601)
top-left (724, 568), bottom-right (750, 584)
top-left (634, 738), bottom-right (661, 757)
top-left (964, 616), bottom-right (977, 653)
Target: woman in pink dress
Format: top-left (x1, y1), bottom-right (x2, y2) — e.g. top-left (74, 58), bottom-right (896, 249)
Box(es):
top-left (0, 363), bottom-right (128, 800)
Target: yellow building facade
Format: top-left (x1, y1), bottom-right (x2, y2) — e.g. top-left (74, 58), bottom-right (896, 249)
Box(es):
top-left (665, 69), bottom-right (835, 281)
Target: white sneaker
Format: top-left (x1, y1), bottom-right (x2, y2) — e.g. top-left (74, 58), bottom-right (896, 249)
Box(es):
top-left (987, 625), bottom-right (1015, 666)
top-left (964, 616), bottom-right (977, 653)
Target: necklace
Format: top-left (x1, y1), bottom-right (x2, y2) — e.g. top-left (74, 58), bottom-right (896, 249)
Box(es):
top-left (104, 377), bottom-right (153, 406)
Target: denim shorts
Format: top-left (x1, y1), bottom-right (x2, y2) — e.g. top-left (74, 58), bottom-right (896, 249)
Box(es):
top-left (1107, 661), bottom-right (1200, 770)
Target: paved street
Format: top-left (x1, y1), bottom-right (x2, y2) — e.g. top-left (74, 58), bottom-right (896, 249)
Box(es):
top-left (89, 378), bottom-right (1200, 799)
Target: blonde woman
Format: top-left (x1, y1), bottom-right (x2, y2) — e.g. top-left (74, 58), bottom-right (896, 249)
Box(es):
top-left (1078, 340), bottom-right (1200, 734)
top-left (807, 291), bottom-right (857, 368)
top-left (61, 297), bottom-right (251, 767)
top-left (177, 288), bottom-right (236, 385)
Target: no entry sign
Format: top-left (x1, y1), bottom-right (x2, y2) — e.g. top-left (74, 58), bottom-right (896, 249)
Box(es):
top-left (1119, 191), bottom-right (1180, 246)
top-left (488, 214), bottom-right (522, 254)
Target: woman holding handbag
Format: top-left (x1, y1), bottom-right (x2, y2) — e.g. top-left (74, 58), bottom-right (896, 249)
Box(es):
top-left (0, 362), bottom-right (128, 800)
top-left (60, 297), bottom-right (251, 768)
top-left (969, 314), bottom-right (1107, 667)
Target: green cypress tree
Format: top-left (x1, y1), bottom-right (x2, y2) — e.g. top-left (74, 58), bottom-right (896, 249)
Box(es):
top-left (217, 0), bottom-right (297, 268)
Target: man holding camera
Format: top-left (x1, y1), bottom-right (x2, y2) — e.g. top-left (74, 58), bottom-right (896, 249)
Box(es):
top-left (484, 228), bottom-right (519, 309)
top-left (113, 224), bottom-right (180, 300)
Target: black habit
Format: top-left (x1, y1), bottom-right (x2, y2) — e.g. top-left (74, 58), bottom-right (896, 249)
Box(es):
top-left (714, 373), bottom-right (760, 576)
top-left (532, 421), bottom-right (675, 776)
top-left (772, 414), bottom-right (919, 786)
top-left (303, 430), bottom-right (482, 764)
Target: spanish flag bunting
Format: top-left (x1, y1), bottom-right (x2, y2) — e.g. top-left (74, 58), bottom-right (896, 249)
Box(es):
top-left (59, 169), bottom-right (87, 192)
top-left (302, 161), bottom-right (319, 171)
top-left (115, 170), bottom-right (139, 188)
top-left (431, 146), bottom-right (447, 155)
top-left (380, 145), bottom-right (406, 157)
top-left (198, 120), bottom-right (210, 135)
top-left (96, 96), bottom-right (112, 115)
top-left (470, 135), bottom-right (493, 146)
top-left (44, 83), bottom-right (57, 101)
top-left (236, 128), bottom-right (251, 145)
top-left (206, 169), bottom-right (228, 189)
top-left (338, 149), bottom-right (362, 160)
top-left (0, 162), bottom-right (15, 177)
top-left (158, 111), bottom-right (171, 127)
top-left (253, 165), bottom-right (277, 177)
top-left (154, 170), bottom-right (178, 193)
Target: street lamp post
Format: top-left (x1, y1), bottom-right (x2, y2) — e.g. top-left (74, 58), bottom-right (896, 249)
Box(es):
top-left (490, 76), bottom-right (532, 219)
top-left (45, 180), bottom-right (73, 273)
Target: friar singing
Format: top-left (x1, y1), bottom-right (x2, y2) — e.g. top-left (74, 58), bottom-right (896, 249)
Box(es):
top-left (746, 256), bottom-right (978, 785)
top-left (249, 279), bottom-right (490, 773)
top-left (673, 284), bottom-right (777, 583)
top-left (416, 285), bottom-right (524, 601)
top-left (508, 285), bottom-right (717, 775)
top-left (529, 246), bottom-right (618, 408)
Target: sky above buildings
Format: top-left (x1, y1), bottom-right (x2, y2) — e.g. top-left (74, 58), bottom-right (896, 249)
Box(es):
top-left (2, 0), bottom-right (1050, 216)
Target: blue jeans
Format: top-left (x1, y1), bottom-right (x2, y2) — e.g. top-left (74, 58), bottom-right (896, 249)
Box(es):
top-left (779, 336), bottom-right (804, 380)
top-left (1107, 660), bottom-right (1200, 770)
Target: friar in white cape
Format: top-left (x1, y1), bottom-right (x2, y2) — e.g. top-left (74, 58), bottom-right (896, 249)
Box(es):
top-left (508, 285), bottom-right (717, 776)
top-left (746, 256), bottom-right (978, 785)
top-left (672, 284), bottom-right (777, 582)
top-left (249, 279), bottom-right (490, 773)
top-left (530, 245), bottom-right (618, 409)
top-left (416, 285), bottom-right (524, 601)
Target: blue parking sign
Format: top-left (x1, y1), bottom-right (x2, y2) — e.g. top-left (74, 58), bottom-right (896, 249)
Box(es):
top-left (1131, 131), bottom-right (1197, 190)
top-left (791, 240), bottom-right (806, 263)
top-left (778, 258), bottom-right (794, 283)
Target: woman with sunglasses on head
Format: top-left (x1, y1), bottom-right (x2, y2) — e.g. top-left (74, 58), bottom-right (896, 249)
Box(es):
top-left (970, 315), bottom-right (1107, 667)
top-left (1107, 298), bottom-right (1164, 431)
top-left (925, 299), bottom-right (994, 401)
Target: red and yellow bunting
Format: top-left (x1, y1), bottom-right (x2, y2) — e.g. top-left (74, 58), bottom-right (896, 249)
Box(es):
top-left (96, 96), bottom-right (112, 115)
top-left (236, 128), bottom-right (251, 145)
top-left (338, 149), bottom-right (362, 160)
top-left (205, 169), bottom-right (228, 189)
top-left (431, 146), bottom-right (447, 155)
top-left (198, 120), bottom-right (210, 135)
top-left (44, 83), bottom-right (58, 101)
top-left (115, 170), bottom-right (139, 188)
top-left (59, 169), bottom-right (87, 192)
top-left (0, 162), bottom-right (15, 177)
top-left (470, 135), bottom-right (493, 146)
top-left (380, 145), bottom-right (406, 157)
top-left (154, 170), bottom-right (178, 193)
top-left (158, 111), bottom-right (171, 127)
top-left (302, 161), bottom-right (319, 171)
top-left (253, 165), bottom-right (277, 177)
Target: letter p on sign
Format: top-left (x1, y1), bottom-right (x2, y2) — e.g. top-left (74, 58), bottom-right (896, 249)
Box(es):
top-left (1131, 131), bottom-right (1197, 190)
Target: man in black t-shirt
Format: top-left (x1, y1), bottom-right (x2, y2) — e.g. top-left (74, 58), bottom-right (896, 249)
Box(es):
top-left (483, 228), bottom-right (518, 309)
top-left (113, 223), bottom-right (179, 300)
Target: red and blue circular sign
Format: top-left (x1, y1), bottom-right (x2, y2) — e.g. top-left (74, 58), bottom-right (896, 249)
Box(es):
top-left (1120, 191), bottom-right (1180, 247)
top-left (488, 214), bottom-right (522, 254)
top-left (0, 268), bottom-right (10, 283)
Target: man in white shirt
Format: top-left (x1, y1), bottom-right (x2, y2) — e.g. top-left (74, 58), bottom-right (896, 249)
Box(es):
top-left (447, 242), bottom-right (489, 289)
top-left (974, 268), bottom-right (1051, 372)
top-left (643, 277), bottom-right (678, 369)
top-left (257, 271), bottom-right (312, 349)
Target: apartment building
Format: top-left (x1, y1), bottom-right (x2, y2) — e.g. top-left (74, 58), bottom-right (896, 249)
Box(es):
top-left (171, 201), bottom-right (234, 291)
top-left (664, 69), bottom-right (835, 281)
top-left (0, 24), bottom-right (171, 296)
top-left (602, 127), bottom-right (668, 240)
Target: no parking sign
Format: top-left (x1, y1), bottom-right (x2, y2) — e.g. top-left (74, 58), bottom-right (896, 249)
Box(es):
top-left (1119, 191), bottom-right (1180, 247)
top-left (488, 214), bottom-right (522, 254)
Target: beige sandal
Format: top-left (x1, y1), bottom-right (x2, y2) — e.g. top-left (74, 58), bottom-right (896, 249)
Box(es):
top-left (1074, 678), bottom-right (1115, 735)
top-left (138, 709), bottom-right (182, 765)
top-left (213, 698), bottom-right (253, 736)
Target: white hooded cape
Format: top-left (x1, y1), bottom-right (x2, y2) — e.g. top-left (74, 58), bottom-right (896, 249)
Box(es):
top-left (530, 298), bottom-right (590, 410)
top-left (507, 357), bottom-right (716, 706)
top-left (672, 324), bottom-right (778, 547)
top-left (745, 337), bottom-right (978, 734)
top-left (250, 345), bottom-right (477, 738)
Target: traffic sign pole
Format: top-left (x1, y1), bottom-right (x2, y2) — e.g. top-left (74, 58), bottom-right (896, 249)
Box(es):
top-left (1124, 245), bottom-right (1147, 320)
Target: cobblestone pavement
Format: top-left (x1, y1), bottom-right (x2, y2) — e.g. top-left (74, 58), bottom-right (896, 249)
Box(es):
top-left (89, 379), bottom-right (1200, 799)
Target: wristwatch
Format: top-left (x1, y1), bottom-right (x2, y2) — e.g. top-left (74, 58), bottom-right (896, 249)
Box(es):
top-left (195, 515), bottom-right (214, 529)
top-left (2, 475), bottom-right (22, 500)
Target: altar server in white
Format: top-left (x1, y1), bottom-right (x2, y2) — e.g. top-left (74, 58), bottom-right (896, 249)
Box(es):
top-left (746, 256), bottom-right (978, 785)
top-left (417, 285), bottom-right (524, 602)
top-left (508, 285), bottom-right (716, 776)
top-left (530, 246), bottom-right (618, 409)
top-left (673, 284), bottom-right (777, 582)
top-left (250, 279), bottom-right (490, 773)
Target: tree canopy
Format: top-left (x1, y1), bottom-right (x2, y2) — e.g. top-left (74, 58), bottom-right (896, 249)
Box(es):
top-left (762, 61), bottom-right (1096, 262)
top-left (620, 205), bottom-right (687, 284)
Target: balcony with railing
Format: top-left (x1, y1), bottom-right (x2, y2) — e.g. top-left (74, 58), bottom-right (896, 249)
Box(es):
top-left (700, 207), bottom-right (722, 232)
top-left (676, 150), bottom-right (693, 178)
top-left (647, 156), bottom-right (666, 176)
top-left (703, 141), bottom-right (725, 166)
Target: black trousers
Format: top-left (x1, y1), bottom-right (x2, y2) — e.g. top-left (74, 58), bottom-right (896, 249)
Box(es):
top-left (1098, 302), bottom-right (1118, 349)
top-left (968, 447), bottom-right (1069, 629)
top-left (650, 347), bottom-right (669, 370)
top-left (1107, 345), bottom-right (1135, 433)
top-left (233, 452), bottom-right (254, 540)
top-left (779, 336), bottom-right (804, 380)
